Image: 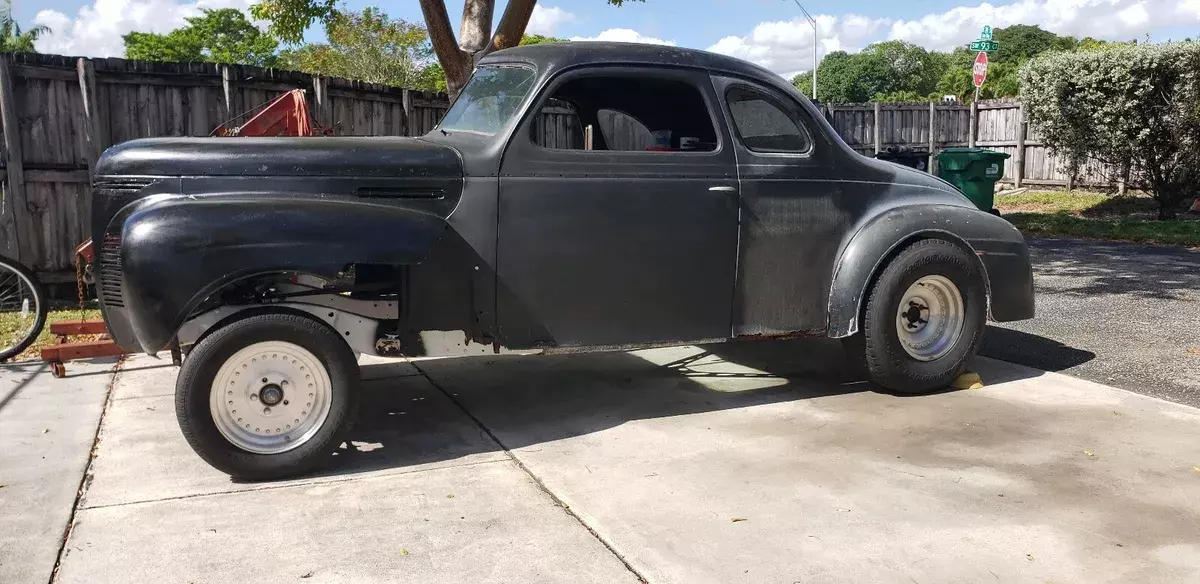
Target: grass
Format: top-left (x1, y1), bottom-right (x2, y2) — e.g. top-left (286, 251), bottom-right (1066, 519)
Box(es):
top-left (996, 190), bottom-right (1200, 247)
top-left (1, 307), bottom-right (103, 362)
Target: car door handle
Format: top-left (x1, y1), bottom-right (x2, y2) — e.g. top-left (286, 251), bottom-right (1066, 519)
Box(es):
top-left (708, 186), bottom-right (737, 193)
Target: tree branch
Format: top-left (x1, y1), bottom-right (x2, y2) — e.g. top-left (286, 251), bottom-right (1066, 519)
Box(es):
top-left (490, 0), bottom-right (537, 52)
top-left (460, 0), bottom-right (495, 52)
top-left (417, 0), bottom-right (472, 95)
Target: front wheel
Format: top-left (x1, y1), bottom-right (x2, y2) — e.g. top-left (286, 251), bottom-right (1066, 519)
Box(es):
top-left (176, 312), bottom-right (359, 480)
top-left (0, 254), bottom-right (47, 362)
top-left (850, 239), bottom-right (987, 394)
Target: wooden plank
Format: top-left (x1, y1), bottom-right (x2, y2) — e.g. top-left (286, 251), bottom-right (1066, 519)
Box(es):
top-left (25, 169), bottom-right (89, 183)
top-left (96, 74), bottom-right (222, 88)
top-left (401, 89), bottom-right (414, 136)
top-left (0, 57), bottom-right (31, 261)
top-left (326, 88), bottom-right (406, 104)
top-left (76, 58), bottom-right (103, 184)
top-left (11, 65), bottom-right (76, 81)
top-left (1014, 103), bottom-right (1026, 188)
top-left (928, 102), bottom-right (936, 171)
top-left (968, 101), bottom-right (977, 148)
top-left (221, 65), bottom-right (232, 116)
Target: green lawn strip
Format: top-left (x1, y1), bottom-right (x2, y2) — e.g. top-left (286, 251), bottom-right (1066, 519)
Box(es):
top-left (998, 191), bottom-right (1109, 212)
top-left (1, 308), bottom-right (104, 361)
top-left (1005, 212), bottom-right (1200, 247)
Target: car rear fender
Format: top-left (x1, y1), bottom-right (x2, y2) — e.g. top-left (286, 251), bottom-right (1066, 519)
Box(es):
top-left (826, 204), bottom-right (1034, 338)
top-left (118, 195), bottom-right (447, 353)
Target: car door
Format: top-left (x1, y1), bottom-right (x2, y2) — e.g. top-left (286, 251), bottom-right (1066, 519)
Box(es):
top-left (497, 66), bottom-right (740, 349)
top-left (712, 75), bottom-right (860, 337)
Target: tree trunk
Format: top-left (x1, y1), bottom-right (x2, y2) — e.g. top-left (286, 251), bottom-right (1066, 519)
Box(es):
top-left (418, 0), bottom-right (475, 97)
top-left (1153, 185), bottom-right (1183, 220)
top-left (421, 0), bottom-right (538, 99)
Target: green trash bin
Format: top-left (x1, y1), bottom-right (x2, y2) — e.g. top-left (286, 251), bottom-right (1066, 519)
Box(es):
top-left (936, 148), bottom-right (1011, 213)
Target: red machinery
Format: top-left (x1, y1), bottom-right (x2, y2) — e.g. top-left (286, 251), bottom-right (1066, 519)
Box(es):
top-left (43, 90), bottom-right (325, 376)
top-left (213, 89), bottom-right (325, 137)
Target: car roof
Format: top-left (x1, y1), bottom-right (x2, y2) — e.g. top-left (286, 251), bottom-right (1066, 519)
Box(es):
top-left (479, 41), bottom-right (783, 83)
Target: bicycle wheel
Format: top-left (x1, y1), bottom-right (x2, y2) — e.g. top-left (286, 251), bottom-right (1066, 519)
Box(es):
top-left (0, 255), bottom-right (47, 362)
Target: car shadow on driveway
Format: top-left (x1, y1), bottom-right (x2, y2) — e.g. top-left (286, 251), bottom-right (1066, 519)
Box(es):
top-left (311, 336), bottom-right (1074, 480)
top-left (979, 325), bottom-right (1096, 375)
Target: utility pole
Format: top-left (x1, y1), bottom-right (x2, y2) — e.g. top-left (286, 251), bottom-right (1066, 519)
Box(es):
top-left (791, 0), bottom-right (818, 101)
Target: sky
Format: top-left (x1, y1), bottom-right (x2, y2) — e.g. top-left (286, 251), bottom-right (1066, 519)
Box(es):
top-left (20, 0), bottom-right (1200, 79)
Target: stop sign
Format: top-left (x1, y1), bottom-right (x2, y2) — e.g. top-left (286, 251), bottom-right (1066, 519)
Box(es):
top-left (972, 51), bottom-right (989, 88)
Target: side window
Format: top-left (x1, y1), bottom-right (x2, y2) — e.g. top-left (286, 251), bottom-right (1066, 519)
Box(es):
top-left (726, 87), bottom-right (811, 154)
top-left (529, 74), bottom-right (718, 152)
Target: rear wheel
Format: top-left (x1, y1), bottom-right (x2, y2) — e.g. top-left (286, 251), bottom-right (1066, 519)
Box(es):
top-left (848, 239), bottom-right (986, 394)
top-left (176, 312), bottom-right (359, 480)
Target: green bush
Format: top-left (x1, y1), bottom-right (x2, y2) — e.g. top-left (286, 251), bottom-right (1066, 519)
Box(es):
top-left (1020, 42), bottom-right (1200, 219)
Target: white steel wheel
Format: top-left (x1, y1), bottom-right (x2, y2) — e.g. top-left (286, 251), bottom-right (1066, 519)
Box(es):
top-left (209, 341), bottom-right (333, 454)
top-left (894, 275), bottom-right (965, 362)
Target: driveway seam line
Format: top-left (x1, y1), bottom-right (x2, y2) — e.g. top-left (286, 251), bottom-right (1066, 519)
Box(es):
top-left (78, 458), bottom-right (510, 511)
top-left (411, 361), bottom-right (651, 584)
top-left (47, 357), bottom-right (126, 584)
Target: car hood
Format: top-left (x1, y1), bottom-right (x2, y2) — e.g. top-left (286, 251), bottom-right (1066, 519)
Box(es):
top-left (95, 136), bottom-right (463, 179)
top-left (857, 154), bottom-right (973, 203)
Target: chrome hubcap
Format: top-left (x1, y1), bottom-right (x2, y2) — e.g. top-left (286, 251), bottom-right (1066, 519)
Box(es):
top-left (210, 341), bottom-right (332, 454)
top-left (896, 275), bottom-right (964, 362)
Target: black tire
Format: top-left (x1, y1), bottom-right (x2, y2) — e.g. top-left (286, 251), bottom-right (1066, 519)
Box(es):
top-left (175, 312), bottom-right (359, 480)
top-left (0, 255), bottom-right (48, 362)
top-left (855, 239), bottom-right (986, 394)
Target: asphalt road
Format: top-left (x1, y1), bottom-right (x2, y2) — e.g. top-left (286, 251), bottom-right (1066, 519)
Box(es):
top-left (981, 237), bottom-right (1200, 408)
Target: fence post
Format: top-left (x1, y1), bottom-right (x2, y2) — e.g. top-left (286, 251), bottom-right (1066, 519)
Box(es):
top-left (1014, 102), bottom-right (1026, 188)
top-left (928, 102), bottom-right (936, 173)
top-left (873, 102), bottom-right (881, 154)
top-left (402, 89), bottom-right (414, 136)
top-left (0, 57), bottom-right (30, 262)
top-left (311, 76), bottom-right (331, 128)
top-left (968, 100), bottom-right (977, 148)
top-left (221, 65), bottom-right (233, 116)
top-left (76, 58), bottom-right (103, 185)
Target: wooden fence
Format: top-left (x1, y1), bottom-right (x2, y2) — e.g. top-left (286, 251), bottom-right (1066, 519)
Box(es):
top-left (822, 100), bottom-right (1118, 190)
top-left (0, 53), bottom-right (451, 277)
top-left (1, 51), bottom-right (1116, 277)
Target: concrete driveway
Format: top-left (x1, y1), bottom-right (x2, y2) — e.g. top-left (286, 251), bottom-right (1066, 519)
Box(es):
top-left (3, 340), bottom-right (1200, 583)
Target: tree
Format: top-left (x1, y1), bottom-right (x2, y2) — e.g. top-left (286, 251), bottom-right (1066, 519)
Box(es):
top-left (992, 24), bottom-right (1076, 62)
top-left (1021, 42), bottom-right (1200, 219)
top-left (123, 9), bottom-right (279, 66)
top-left (251, 0), bottom-right (643, 96)
top-left (520, 33), bottom-right (564, 45)
top-left (807, 41), bottom-right (948, 103)
top-left (279, 8), bottom-right (438, 89)
top-left (1, 0), bottom-right (49, 52)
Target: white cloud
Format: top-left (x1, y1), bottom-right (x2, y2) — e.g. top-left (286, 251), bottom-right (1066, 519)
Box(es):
top-left (707, 14), bottom-right (887, 75)
top-left (707, 0), bottom-right (1200, 75)
top-left (34, 0), bottom-right (253, 58)
top-left (570, 28), bottom-right (676, 46)
top-left (527, 5), bottom-right (575, 36)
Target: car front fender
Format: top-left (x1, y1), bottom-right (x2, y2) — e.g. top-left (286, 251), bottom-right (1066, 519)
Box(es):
top-left (826, 204), bottom-right (1035, 338)
top-left (117, 195), bottom-right (447, 353)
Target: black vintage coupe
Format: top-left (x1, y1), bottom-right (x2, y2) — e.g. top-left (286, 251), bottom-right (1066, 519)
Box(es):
top-left (92, 43), bottom-right (1034, 478)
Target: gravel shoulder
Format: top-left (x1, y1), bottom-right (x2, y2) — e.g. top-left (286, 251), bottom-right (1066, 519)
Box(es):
top-left (981, 237), bottom-right (1200, 407)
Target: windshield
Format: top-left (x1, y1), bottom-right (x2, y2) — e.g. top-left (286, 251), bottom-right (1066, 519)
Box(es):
top-left (438, 65), bottom-right (537, 136)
